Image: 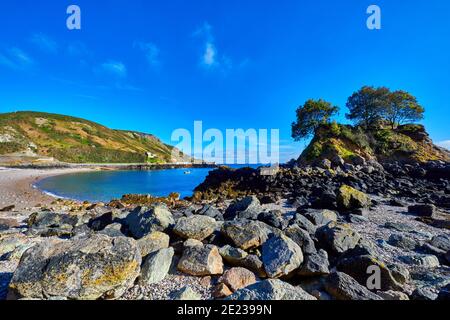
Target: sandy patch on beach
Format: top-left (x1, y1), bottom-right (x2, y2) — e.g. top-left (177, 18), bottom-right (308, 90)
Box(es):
top-left (0, 167), bottom-right (91, 211)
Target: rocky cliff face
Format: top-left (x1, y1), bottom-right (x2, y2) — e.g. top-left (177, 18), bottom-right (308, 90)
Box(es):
top-left (298, 123), bottom-right (450, 166)
top-left (0, 111), bottom-right (189, 164)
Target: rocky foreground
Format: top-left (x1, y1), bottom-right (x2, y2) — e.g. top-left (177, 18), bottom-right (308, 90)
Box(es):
top-left (1, 158), bottom-right (450, 301)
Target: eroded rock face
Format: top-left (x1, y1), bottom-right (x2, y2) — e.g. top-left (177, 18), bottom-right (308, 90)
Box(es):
top-left (8, 234), bottom-right (141, 300)
top-left (124, 204), bottom-right (174, 239)
top-left (226, 279), bottom-right (316, 300)
top-left (173, 215), bottom-right (217, 241)
top-left (261, 234), bottom-right (303, 278)
top-left (177, 244), bottom-right (223, 276)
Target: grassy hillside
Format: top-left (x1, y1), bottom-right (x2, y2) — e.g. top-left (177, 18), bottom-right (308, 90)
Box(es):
top-left (299, 123), bottom-right (450, 164)
top-left (0, 111), bottom-right (188, 164)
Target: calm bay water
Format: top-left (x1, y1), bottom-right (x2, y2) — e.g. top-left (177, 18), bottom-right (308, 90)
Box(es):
top-left (35, 165), bottom-right (261, 202)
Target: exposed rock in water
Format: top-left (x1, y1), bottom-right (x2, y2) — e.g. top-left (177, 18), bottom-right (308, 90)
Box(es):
top-left (8, 234), bottom-right (141, 300)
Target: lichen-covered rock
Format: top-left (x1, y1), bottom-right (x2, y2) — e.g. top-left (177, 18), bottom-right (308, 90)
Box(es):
top-left (8, 234), bottom-right (141, 300)
top-left (219, 245), bottom-right (248, 265)
top-left (226, 279), bottom-right (316, 300)
top-left (221, 267), bottom-right (256, 292)
top-left (177, 244), bottom-right (223, 276)
top-left (173, 215), bottom-right (217, 241)
top-left (324, 272), bottom-right (382, 300)
top-left (261, 234), bottom-right (303, 278)
top-left (337, 185), bottom-right (371, 210)
top-left (136, 231), bottom-right (170, 258)
top-left (221, 220), bottom-right (275, 250)
top-left (316, 223), bottom-right (361, 255)
top-left (124, 204), bottom-right (174, 239)
top-left (139, 247), bottom-right (174, 285)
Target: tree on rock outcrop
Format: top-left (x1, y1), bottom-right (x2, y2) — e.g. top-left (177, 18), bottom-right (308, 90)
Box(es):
top-left (385, 90), bottom-right (424, 129)
top-left (291, 99), bottom-right (339, 141)
top-left (345, 86), bottom-right (390, 129)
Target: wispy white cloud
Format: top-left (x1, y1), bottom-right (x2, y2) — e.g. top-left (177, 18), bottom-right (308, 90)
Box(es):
top-left (134, 41), bottom-right (160, 67)
top-left (193, 22), bottom-right (221, 69)
top-left (30, 33), bottom-right (58, 54)
top-left (98, 60), bottom-right (127, 78)
top-left (437, 140), bottom-right (450, 150)
top-left (0, 47), bottom-right (34, 70)
top-left (203, 42), bottom-right (217, 66)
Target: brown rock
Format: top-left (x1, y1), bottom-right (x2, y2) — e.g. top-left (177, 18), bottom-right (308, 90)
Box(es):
top-left (177, 244), bottom-right (224, 276)
top-left (213, 283), bottom-right (233, 298)
top-left (221, 267), bottom-right (257, 292)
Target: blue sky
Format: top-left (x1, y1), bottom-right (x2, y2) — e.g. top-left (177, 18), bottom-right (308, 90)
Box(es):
top-left (1, 0), bottom-right (449, 162)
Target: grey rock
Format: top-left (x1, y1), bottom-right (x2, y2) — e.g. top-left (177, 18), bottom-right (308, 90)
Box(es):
top-left (298, 249), bottom-right (330, 276)
top-left (221, 220), bottom-right (275, 250)
top-left (284, 225), bottom-right (316, 255)
top-left (411, 287), bottom-right (438, 301)
top-left (291, 214), bottom-right (317, 234)
top-left (124, 204), bottom-right (174, 239)
top-left (139, 247), bottom-right (174, 285)
top-left (8, 234), bottom-right (141, 300)
top-left (261, 234), bottom-right (303, 278)
top-left (437, 283), bottom-right (450, 301)
top-left (173, 215), bottom-right (217, 241)
top-left (399, 254), bottom-right (440, 268)
top-left (225, 196), bottom-right (262, 220)
top-left (226, 279), bottom-right (316, 300)
top-left (99, 223), bottom-right (125, 238)
top-left (169, 286), bottom-right (201, 300)
top-left (197, 205), bottom-right (221, 219)
top-left (298, 209), bottom-right (337, 226)
top-left (136, 231), bottom-right (170, 258)
top-left (177, 244), bottom-right (223, 276)
top-left (388, 264), bottom-right (410, 284)
top-left (324, 272), bottom-right (382, 300)
top-left (388, 234), bottom-right (418, 250)
top-left (316, 223), bottom-right (361, 255)
top-left (377, 290), bottom-right (409, 300)
top-left (408, 204), bottom-right (436, 218)
top-left (430, 234), bottom-right (450, 252)
top-left (219, 245), bottom-right (248, 265)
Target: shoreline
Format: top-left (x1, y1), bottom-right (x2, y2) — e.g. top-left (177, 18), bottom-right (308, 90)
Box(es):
top-left (0, 167), bottom-right (93, 211)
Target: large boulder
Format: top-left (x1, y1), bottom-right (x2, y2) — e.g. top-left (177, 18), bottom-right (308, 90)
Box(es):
top-left (261, 234), bottom-right (303, 278)
top-left (226, 279), bottom-right (316, 300)
top-left (430, 234), bottom-right (450, 252)
top-left (337, 185), bottom-right (371, 210)
top-left (173, 215), bottom-right (217, 241)
top-left (136, 231), bottom-right (170, 258)
top-left (124, 204), bottom-right (174, 239)
top-left (224, 196), bottom-right (262, 220)
top-left (177, 244), bottom-right (223, 276)
top-left (316, 223), bottom-right (361, 255)
top-left (298, 249), bottom-right (330, 276)
top-left (8, 234), bottom-right (141, 300)
top-left (336, 255), bottom-right (403, 291)
top-left (221, 220), bottom-right (275, 250)
top-left (324, 272), bottom-right (382, 300)
top-left (297, 209), bottom-right (337, 226)
top-left (26, 211), bottom-right (81, 237)
top-left (139, 247), bottom-right (174, 285)
top-left (284, 225), bottom-right (316, 255)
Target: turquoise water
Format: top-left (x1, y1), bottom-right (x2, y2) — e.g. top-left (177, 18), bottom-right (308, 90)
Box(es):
top-left (35, 168), bottom-right (213, 202)
top-left (34, 165), bottom-right (261, 202)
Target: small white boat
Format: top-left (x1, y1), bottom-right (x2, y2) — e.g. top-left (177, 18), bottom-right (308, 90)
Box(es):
top-left (184, 170), bottom-right (192, 175)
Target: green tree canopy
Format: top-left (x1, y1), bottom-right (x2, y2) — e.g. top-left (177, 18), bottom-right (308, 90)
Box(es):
top-left (385, 90), bottom-right (424, 128)
top-left (345, 86), bottom-right (390, 128)
top-left (291, 99), bottom-right (339, 141)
